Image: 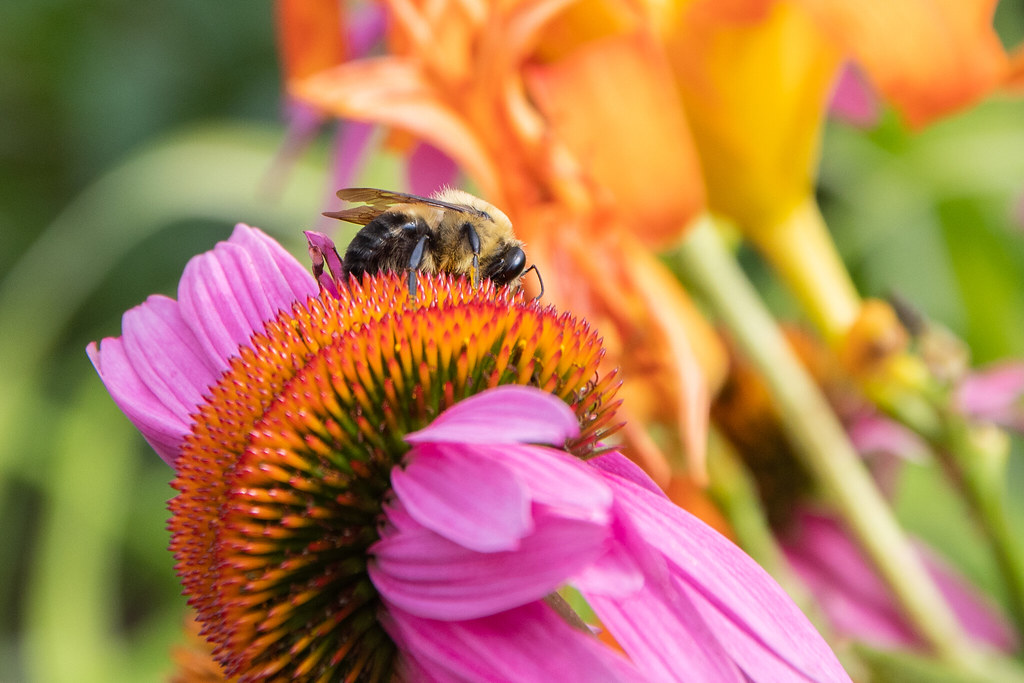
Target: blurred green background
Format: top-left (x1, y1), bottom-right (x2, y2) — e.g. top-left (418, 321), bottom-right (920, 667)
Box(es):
top-left (3, 2), bottom-right (1024, 681)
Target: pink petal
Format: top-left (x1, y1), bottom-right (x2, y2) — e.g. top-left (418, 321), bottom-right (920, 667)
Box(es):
top-left (89, 225), bottom-right (316, 466)
top-left (393, 442), bottom-right (532, 552)
top-left (405, 385), bottom-right (580, 445)
top-left (589, 451), bottom-right (668, 498)
top-left (597, 468), bottom-right (849, 682)
top-left (177, 225), bottom-right (316, 368)
top-left (683, 583), bottom-right (840, 683)
top-left (587, 580), bottom-right (746, 683)
top-left (304, 230), bottom-right (345, 295)
top-left (120, 296), bottom-right (218, 417)
top-left (495, 445), bottom-right (613, 521)
top-left (331, 120), bottom-right (376, 191)
top-left (225, 224), bottom-right (318, 304)
top-left (370, 505), bottom-right (608, 620)
top-left (346, 3), bottom-right (386, 60)
top-left (847, 412), bottom-right (927, 461)
top-left (570, 538), bottom-right (645, 598)
top-left (958, 363), bottom-right (1024, 428)
top-left (384, 602), bottom-right (641, 682)
top-left (918, 543), bottom-right (1018, 652)
top-left (783, 511), bottom-right (1016, 652)
top-left (87, 339), bottom-right (190, 465)
top-left (829, 64), bottom-right (880, 128)
top-left (407, 142), bottom-right (459, 197)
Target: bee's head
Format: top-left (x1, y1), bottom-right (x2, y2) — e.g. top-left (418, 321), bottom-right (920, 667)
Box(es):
top-left (484, 244), bottom-right (527, 287)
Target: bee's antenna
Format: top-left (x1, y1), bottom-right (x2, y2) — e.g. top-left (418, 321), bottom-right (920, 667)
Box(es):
top-left (523, 264), bottom-right (544, 301)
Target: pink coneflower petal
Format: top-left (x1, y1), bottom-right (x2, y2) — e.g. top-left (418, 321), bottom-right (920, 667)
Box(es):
top-left (371, 503), bottom-right (609, 620)
top-left (592, 454), bottom-right (850, 682)
top-left (88, 224), bottom-right (316, 466)
top-left (120, 295), bottom-right (218, 415)
top-left (392, 442), bottom-right (533, 552)
top-left (86, 336), bottom-right (191, 464)
top-left (587, 581), bottom-right (746, 683)
top-left (404, 384), bottom-right (580, 446)
top-left (385, 602), bottom-right (641, 682)
top-left (223, 223), bottom-right (319, 305)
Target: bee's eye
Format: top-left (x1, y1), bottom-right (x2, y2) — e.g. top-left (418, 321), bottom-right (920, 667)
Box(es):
top-left (491, 246), bottom-right (526, 285)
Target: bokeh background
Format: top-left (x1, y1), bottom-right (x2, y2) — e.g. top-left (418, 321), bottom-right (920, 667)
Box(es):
top-left (3, 2), bottom-right (1024, 681)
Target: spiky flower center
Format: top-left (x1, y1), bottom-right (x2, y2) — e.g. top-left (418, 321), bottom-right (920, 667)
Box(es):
top-left (169, 273), bottom-right (620, 682)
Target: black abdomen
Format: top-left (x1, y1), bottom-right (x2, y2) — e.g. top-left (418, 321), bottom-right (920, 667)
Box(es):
top-left (341, 213), bottom-right (430, 279)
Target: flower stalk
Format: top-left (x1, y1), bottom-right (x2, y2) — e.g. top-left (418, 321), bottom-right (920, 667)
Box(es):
top-left (674, 216), bottom-right (980, 670)
top-left (747, 197), bottom-right (861, 345)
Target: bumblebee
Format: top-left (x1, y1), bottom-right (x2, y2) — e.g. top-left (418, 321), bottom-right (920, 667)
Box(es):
top-left (323, 188), bottom-right (539, 296)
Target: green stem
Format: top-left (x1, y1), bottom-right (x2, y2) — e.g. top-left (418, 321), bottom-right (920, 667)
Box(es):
top-left (945, 417), bottom-right (1024, 640)
top-left (675, 216), bottom-right (979, 669)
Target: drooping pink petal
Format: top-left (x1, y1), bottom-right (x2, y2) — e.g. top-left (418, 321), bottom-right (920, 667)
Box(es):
top-left (370, 503), bottom-right (609, 620)
top-left (493, 444), bottom-right (612, 521)
top-left (587, 579), bottom-right (747, 683)
top-left (384, 602), bottom-right (641, 682)
top-left (408, 142), bottom-right (459, 197)
top-left (86, 337), bottom-right (192, 465)
top-left (392, 442), bottom-right (533, 552)
top-left (683, 582), bottom-right (838, 683)
top-left (405, 385), bottom-right (580, 445)
top-left (592, 453), bottom-right (850, 683)
top-left (588, 445), bottom-right (668, 498)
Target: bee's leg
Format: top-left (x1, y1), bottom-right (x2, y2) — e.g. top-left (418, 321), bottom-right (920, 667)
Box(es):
top-left (522, 264), bottom-right (544, 300)
top-left (407, 233), bottom-right (429, 297)
top-left (462, 223), bottom-right (481, 288)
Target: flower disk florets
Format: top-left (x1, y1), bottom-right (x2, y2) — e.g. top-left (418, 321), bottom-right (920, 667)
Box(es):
top-left (168, 272), bottom-right (621, 682)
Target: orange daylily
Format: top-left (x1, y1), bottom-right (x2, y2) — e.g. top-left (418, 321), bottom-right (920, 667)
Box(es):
top-left (280, 0), bottom-right (727, 485)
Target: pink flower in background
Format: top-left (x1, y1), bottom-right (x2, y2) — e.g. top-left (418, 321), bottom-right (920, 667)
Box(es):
top-left (782, 511), bottom-right (1016, 652)
top-left (89, 225), bottom-right (850, 681)
top-left (957, 363), bottom-right (1024, 433)
top-left (829, 64), bottom-right (881, 128)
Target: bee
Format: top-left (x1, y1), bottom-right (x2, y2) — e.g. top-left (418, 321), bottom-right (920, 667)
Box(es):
top-left (322, 188), bottom-right (541, 297)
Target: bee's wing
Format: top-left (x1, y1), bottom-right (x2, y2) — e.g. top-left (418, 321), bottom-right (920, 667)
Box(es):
top-left (323, 188), bottom-right (478, 225)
